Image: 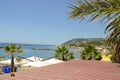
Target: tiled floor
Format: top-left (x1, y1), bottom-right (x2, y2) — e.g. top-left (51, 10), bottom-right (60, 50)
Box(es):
top-left (0, 60), bottom-right (120, 80)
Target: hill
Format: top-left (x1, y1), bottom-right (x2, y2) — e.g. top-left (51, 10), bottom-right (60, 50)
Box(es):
top-left (63, 38), bottom-right (106, 47)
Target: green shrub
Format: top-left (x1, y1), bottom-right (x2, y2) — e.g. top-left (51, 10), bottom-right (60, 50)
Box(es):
top-left (110, 54), bottom-right (116, 62)
top-left (0, 56), bottom-right (6, 61)
top-left (80, 44), bottom-right (102, 60)
top-left (16, 57), bottom-right (22, 62)
top-left (54, 45), bottom-right (74, 61)
top-left (95, 55), bottom-right (102, 60)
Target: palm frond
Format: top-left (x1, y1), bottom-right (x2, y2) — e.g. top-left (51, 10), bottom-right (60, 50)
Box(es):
top-left (69, 0), bottom-right (120, 62)
top-left (3, 46), bottom-right (11, 55)
top-left (69, 0), bottom-right (120, 22)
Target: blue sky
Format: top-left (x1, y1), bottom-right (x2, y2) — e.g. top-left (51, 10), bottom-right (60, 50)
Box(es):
top-left (0, 0), bottom-right (106, 45)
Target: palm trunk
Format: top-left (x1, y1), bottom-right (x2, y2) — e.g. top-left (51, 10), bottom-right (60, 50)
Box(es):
top-left (115, 53), bottom-right (120, 63)
top-left (11, 53), bottom-right (14, 72)
top-left (10, 53), bottom-right (15, 77)
top-left (62, 56), bottom-right (65, 61)
top-left (115, 41), bottom-right (120, 63)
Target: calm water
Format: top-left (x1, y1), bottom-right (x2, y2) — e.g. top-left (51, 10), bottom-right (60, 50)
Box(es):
top-left (0, 43), bottom-right (80, 60)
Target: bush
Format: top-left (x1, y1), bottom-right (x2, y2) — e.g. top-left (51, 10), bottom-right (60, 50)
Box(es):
top-left (54, 45), bottom-right (74, 61)
top-left (0, 56), bottom-right (6, 61)
top-left (16, 57), bottom-right (22, 62)
top-left (80, 44), bottom-right (102, 60)
top-left (110, 54), bottom-right (116, 62)
top-left (95, 55), bottom-right (102, 60)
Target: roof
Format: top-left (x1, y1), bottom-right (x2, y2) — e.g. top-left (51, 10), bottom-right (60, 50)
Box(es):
top-left (0, 60), bottom-right (120, 80)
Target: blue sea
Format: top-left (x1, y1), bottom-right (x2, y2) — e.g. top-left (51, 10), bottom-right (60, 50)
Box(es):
top-left (0, 43), bottom-right (80, 60)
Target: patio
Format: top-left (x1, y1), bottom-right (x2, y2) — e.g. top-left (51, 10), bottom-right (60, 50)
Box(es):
top-left (0, 60), bottom-right (120, 80)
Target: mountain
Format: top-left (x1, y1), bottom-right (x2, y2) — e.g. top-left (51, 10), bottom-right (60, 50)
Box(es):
top-left (63, 38), bottom-right (106, 47)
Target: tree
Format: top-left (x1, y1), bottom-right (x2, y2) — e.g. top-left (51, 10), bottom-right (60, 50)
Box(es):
top-left (0, 56), bottom-right (6, 61)
top-left (3, 43), bottom-right (24, 76)
top-left (69, 0), bottom-right (120, 62)
top-left (54, 45), bottom-right (74, 61)
top-left (80, 44), bottom-right (102, 60)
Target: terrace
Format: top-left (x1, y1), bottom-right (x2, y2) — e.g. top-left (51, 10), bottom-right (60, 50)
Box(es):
top-left (0, 60), bottom-right (120, 80)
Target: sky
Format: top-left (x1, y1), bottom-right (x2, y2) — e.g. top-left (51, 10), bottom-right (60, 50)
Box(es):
top-left (0, 0), bottom-right (106, 45)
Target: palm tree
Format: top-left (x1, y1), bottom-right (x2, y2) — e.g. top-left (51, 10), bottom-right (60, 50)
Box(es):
top-left (69, 0), bottom-right (120, 62)
top-left (80, 44), bottom-right (102, 60)
top-left (54, 45), bottom-right (74, 61)
top-left (3, 43), bottom-right (24, 76)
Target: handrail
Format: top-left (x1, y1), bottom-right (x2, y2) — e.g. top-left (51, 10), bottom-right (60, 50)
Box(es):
top-left (18, 56), bottom-right (34, 62)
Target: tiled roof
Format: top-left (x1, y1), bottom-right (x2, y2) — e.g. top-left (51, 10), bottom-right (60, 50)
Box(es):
top-left (0, 60), bottom-right (120, 80)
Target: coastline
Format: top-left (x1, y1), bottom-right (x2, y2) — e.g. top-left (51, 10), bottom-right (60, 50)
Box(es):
top-left (32, 48), bottom-right (55, 51)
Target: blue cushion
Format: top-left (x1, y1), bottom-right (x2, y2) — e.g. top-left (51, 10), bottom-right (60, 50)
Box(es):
top-left (3, 66), bottom-right (11, 73)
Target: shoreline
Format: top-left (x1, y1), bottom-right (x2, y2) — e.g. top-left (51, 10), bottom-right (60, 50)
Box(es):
top-left (32, 48), bottom-right (55, 51)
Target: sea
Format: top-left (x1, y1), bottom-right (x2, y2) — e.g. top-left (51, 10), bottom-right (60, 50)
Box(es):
top-left (0, 43), bottom-right (80, 60)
